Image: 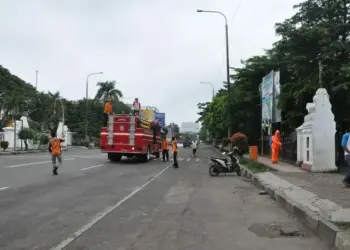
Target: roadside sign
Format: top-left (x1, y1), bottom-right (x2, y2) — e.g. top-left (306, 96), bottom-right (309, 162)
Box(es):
top-left (155, 113), bottom-right (165, 127)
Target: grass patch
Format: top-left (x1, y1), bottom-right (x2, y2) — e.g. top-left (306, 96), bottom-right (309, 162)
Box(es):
top-left (333, 222), bottom-right (350, 231)
top-left (240, 158), bottom-right (271, 173)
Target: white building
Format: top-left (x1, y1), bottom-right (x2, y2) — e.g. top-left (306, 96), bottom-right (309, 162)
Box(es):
top-left (181, 122), bottom-right (199, 133)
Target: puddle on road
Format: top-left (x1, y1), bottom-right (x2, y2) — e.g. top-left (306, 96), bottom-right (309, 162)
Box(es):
top-left (248, 223), bottom-right (308, 238)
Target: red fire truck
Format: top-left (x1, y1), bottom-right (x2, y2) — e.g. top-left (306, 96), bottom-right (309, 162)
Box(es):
top-left (100, 114), bottom-right (162, 162)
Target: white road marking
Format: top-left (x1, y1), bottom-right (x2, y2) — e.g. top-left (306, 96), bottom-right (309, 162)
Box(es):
top-left (187, 157), bottom-right (191, 162)
top-left (50, 164), bottom-right (171, 250)
top-left (0, 187), bottom-right (9, 191)
top-left (4, 158), bottom-right (75, 168)
top-left (70, 154), bottom-right (103, 158)
top-left (196, 158), bottom-right (199, 162)
top-left (76, 156), bottom-right (105, 159)
top-left (81, 164), bottom-right (104, 171)
top-left (178, 157), bottom-right (184, 161)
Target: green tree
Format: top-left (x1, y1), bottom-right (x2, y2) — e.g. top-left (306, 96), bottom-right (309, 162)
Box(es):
top-left (94, 81), bottom-right (123, 102)
top-left (273, 0), bottom-right (350, 130)
top-left (198, 0), bottom-right (350, 146)
top-left (0, 141), bottom-right (9, 151)
top-left (18, 128), bottom-right (35, 150)
top-left (198, 125), bottom-right (208, 142)
top-left (0, 65), bottom-right (131, 144)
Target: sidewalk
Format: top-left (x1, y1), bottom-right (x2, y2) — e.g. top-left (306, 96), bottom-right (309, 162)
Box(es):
top-left (241, 154), bottom-right (350, 249)
top-left (258, 156), bottom-right (350, 209)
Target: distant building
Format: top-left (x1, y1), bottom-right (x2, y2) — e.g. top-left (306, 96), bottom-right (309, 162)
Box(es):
top-left (166, 123), bottom-right (179, 140)
top-left (181, 122), bottom-right (199, 133)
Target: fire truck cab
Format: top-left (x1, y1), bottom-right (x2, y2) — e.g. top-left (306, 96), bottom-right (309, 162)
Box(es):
top-left (100, 114), bottom-right (162, 162)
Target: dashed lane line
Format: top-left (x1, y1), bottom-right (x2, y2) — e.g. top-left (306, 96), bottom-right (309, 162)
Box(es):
top-left (4, 158), bottom-right (75, 168)
top-left (50, 164), bottom-right (172, 250)
top-left (0, 187), bottom-right (9, 191)
top-left (81, 164), bottom-right (105, 171)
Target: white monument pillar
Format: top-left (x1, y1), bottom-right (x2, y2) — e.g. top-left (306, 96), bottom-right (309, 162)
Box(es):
top-left (311, 88), bottom-right (337, 172)
top-left (296, 88), bottom-right (337, 172)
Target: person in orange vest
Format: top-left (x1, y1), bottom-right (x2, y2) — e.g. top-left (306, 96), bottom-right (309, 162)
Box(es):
top-left (171, 136), bottom-right (178, 168)
top-left (271, 130), bottom-right (282, 164)
top-left (162, 138), bottom-right (169, 162)
top-left (103, 98), bottom-right (113, 126)
top-left (48, 131), bottom-right (65, 175)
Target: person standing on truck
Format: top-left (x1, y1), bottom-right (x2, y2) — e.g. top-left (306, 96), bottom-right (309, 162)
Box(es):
top-left (103, 98), bottom-right (113, 126)
top-left (132, 98), bottom-right (141, 115)
top-left (171, 136), bottom-right (178, 168)
top-left (48, 131), bottom-right (65, 175)
top-left (162, 138), bottom-right (169, 162)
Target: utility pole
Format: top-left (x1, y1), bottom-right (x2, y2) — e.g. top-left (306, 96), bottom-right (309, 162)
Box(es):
top-left (200, 82), bottom-right (215, 100)
top-left (35, 70), bottom-right (38, 89)
top-left (85, 72), bottom-right (103, 141)
top-left (197, 9), bottom-right (232, 148)
top-left (318, 61), bottom-right (323, 88)
top-left (225, 21), bottom-right (232, 146)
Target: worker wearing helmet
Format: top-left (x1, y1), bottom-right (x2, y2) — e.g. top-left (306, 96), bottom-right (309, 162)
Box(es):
top-left (103, 98), bottom-right (113, 126)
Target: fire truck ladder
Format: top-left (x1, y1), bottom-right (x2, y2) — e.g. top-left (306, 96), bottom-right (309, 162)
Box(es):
top-left (129, 116), bottom-right (135, 145)
top-left (107, 114), bottom-right (114, 146)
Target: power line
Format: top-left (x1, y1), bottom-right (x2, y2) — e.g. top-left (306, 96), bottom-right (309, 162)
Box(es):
top-left (231, 0), bottom-right (243, 21)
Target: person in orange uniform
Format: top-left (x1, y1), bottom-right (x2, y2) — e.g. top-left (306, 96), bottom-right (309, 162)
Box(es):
top-left (271, 130), bottom-right (282, 164)
top-left (103, 98), bottom-right (113, 126)
top-left (162, 138), bottom-right (169, 162)
top-left (171, 136), bottom-right (178, 168)
top-left (48, 131), bottom-right (65, 175)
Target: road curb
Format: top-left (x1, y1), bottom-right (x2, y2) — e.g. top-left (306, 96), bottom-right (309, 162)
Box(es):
top-left (239, 162), bottom-right (350, 250)
top-left (210, 146), bottom-right (350, 249)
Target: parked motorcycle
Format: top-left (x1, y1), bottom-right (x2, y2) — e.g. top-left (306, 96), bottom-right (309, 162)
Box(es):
top-left (232, 146), bottom-right (245, 158)
top-left (209, 151), bottom-right (241, 177)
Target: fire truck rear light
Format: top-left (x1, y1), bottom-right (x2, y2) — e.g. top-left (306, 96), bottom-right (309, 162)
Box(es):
top-left (132, 147), bottom-right (135, 151)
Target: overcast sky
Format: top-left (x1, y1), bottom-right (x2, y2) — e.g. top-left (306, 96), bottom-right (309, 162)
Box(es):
top-left (1, 0), bottom-right (302, 126)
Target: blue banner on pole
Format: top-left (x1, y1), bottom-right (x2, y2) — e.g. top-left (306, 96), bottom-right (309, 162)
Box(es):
top-left (155, 113), bottom-right (165, 127)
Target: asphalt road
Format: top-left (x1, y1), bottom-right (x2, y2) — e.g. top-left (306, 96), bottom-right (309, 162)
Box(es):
top-left (0, 145), bottom-right (326, 250)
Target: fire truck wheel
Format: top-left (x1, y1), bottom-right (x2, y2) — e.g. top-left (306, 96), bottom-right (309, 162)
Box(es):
top-left (154, 151), bottom-right (160, 158)
top-left (109, 153), bottom-right (121, 162)
top-left (141, 146), bottom-right (151, 162)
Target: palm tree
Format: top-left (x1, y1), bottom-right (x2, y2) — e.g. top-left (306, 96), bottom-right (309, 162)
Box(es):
top-left (2, 90), bottom-right (26, 120)
top-left (48, 91), bottom-right (60, 100)
top-left (94, 81), bottom-right (123, 102)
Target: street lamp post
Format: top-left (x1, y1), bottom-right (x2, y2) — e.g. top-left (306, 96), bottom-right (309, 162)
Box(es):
top-left (85, 72), bottom-right (103, 141)
top-left (20, 120), bottom-right (23, 150)
top-left (54, 97), bottom-right (65, 141)
top-left (197, 9), bottom-right (232, 145)
top-left (35, 70), bottom-right (38, 89)
top-left (200, 82), bottom-right (215, 100)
